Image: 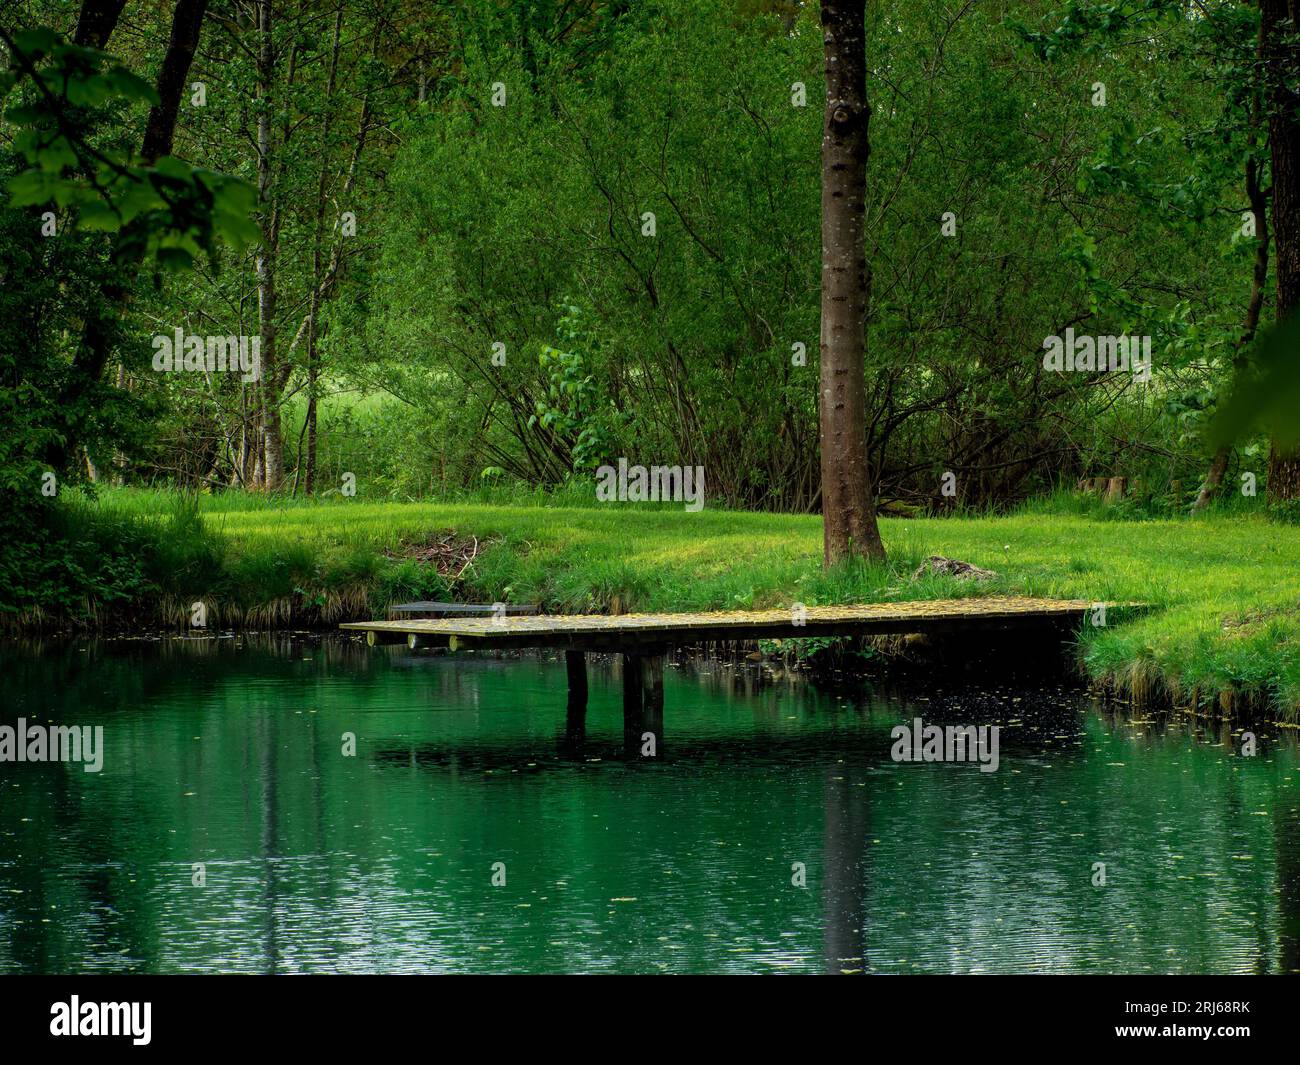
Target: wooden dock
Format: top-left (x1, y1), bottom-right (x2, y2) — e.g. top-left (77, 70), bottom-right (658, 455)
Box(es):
top-left (342, 597), bottom-right (1129, 759)
top-left (345, 597), bottom-right (1115, 650)
top-left (386, 601), bottom-right (538, 618)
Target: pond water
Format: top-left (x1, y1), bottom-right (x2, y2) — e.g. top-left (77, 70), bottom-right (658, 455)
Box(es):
top-left (1, 636), bottom-right (1297, 974)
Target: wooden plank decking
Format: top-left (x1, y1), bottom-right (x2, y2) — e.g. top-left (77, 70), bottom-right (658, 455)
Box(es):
top-left (343, 596), bottom-right (1125, 650)
top-left (343, 597), bottom-right (1141, 759)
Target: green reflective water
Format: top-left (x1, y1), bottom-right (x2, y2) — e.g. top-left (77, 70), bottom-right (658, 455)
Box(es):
top-left (1, 635), bottom-right (1297, 974)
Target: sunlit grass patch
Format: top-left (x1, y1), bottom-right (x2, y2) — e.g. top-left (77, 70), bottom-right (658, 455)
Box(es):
top-left (41, 488), bottom-right (1300, 719)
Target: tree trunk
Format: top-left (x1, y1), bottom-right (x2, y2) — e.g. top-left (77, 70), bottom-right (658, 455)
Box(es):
top-left (112, 362), bottom-right (128, 485)
top-left (1192, 450), bottom-right (1230, 511)
top-left (303, 5), bottom-right (344, 498)
top-left (261, 405), bottom-right (283, 490)
top-left (255, 0), bottom-right (282, 490)
top-left (1269, 449), bottom-right (1300, 500)
top-left (73, 0), bottom-right (128, 49)
top-left (1264, 0), bottom-right (1300, 501)
top-left (1196, 63), bottom-right (1271, 512)
top-left (141, 0), bottom-right (209, 163)
top-left (819, 0), bottom-right (885, 565)
top-left (304, 378), bottom-right (318, 495)
top-left (48, 0), bottom-right (209, 475)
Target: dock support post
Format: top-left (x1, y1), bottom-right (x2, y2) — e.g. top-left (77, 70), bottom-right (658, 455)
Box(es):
top-left (622, 652), bottom-right (643, 751)
top-left (643, 653), bottom-right (664, 755)
top-left (563, 650), bottom-right (588, 748)
top-left (623, 650), bottom-right (664, 759)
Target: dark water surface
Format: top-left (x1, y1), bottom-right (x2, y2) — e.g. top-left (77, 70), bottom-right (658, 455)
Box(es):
top-left (1, 635), bottom-right (1298, 974)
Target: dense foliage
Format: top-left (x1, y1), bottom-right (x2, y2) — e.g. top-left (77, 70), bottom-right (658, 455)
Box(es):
top-left (2, 0), bottom-right (1298, 617)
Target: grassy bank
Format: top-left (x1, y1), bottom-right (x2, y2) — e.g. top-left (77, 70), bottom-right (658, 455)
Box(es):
top-left (9, 488), bottom-right (1300, 720)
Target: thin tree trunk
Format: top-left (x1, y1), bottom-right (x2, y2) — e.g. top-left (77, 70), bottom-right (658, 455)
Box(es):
top-left (819, 0), bottom-right (885, 564)
top-left (49, 0), bottom-right (210, 474)
top-left (112, 362), bottom-right (128, 485)
top-left (1195, 96), bottom-right (1271, 511)
top-left (255, 0), bottom-right (282, 490)
top-left (1263, 0), bottom-right (1300, 501)
top-left (141, 0), bottom-right (209, 163)
top-left (304, 369), bottom-right (318, 493)
top-left (303, 17), bottom-right (380, 494)
top-left (304, 5), bottom-right (345, 497)
top-left (73, 0), bottom-right (128, 49)
top-left (1193, 450), bottom-right (1231, 511)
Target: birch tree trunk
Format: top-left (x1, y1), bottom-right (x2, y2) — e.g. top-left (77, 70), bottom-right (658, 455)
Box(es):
top-left (255, 0), bottom-right (282, 490)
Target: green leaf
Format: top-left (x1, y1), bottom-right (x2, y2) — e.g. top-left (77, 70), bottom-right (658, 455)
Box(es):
top-left (13, 28), bottom-right (58, 56)
top-left (155, 246), bottom-right (195, 272)
top-left (65, 74), bottom-right (115, 107)
top-left (77, 200), bottom-right (121, 232)
top-left (35, 136), bottom-right (78, 172)
top-left (115, 179), bottom-right (166, 224)
top-left (7, 169), bottom-right (55, 207)
top-left (1208, 313), bottom-right (1300, 451)
top-left (213, 209), bottom-right (262, 250)
top-left (103, 67), bottom-right (160, 105)
top-left (151, 156), bottom-right (196, 183)
top-left (4, 103), bottom-right (40, 127)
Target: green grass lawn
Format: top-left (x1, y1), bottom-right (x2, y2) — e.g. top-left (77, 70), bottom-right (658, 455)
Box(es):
top-left (65, 488), bottom-right (1300, 720)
